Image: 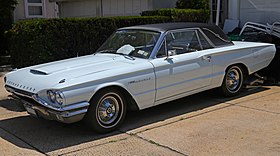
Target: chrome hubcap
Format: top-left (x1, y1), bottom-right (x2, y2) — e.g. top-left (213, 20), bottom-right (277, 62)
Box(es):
top-left (226, 68), bottom-right (241, 92)
top-left (97, 95), bottom-right (120, 125)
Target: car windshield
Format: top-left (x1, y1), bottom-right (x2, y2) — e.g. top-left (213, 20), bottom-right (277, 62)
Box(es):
top-left (96, 30), bottom-right (161, 59)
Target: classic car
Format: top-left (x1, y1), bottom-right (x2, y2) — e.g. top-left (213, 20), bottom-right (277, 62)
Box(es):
top-left (4, 23), bottom-right (276, 133)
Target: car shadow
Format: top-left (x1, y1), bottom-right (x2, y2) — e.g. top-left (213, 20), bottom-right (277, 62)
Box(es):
top-left (0, 87), bottom-right (270, 154)
top-left (0, 98), bottom-right (26, 112)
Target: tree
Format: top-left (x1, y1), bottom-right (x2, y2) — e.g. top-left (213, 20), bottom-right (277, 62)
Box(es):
top-left (0, 0), bottom-right (18, 56)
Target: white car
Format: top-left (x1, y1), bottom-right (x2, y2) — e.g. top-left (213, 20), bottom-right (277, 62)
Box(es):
top-left (4, 23), bottom-right (276, 133)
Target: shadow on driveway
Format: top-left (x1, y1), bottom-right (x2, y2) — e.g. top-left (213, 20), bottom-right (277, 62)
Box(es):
top-left (0, 98), bottom-right (25, 112)
top-left (0, 87), bottom-right (269, 154)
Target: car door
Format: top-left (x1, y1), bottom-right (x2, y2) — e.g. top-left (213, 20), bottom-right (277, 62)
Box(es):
top-left (150, 29), bottom-right (213, 103)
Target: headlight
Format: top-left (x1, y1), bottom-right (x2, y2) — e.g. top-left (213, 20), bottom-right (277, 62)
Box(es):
top-left (47, 90), bottom-right (56, 102)
top-left (47, 90), bottom-right (64, 105)
top-left (55, 91), bottom-right (64, 105)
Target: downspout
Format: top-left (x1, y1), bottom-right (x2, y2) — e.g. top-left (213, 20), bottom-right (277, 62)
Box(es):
top-left (100, 0), bottom-right (103, 17)
top-left (210, 0), bottom-right (213, 24)
top-left (215, 0), bottom-right (221, 26)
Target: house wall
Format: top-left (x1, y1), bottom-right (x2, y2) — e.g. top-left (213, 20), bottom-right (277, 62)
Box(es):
top-left (228, 0), bottom-right (239, 20)
top-left (46, 0), bottom-right (59, 18)
top-left (13, 0), bottom-right (58, 22)
top-left (59, 0), bottom-right (100, 17)
top-left (59, 0), bottom-right (155, 18)
top-left (13, 0), bottom-right (25, 21)
top-left (152, 0), bottom-right (176, 9)
top-left (228, 0), bottom-right (280, 26)
top-left (57, 0), bottom-right (177, 18)
top-left (102, 0), bottom-right (152, 16)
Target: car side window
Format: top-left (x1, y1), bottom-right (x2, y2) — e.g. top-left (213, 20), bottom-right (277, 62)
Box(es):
top-left (202, 28), bottom-right (233, 47)
top-left (156, 30), bottom-right (210, 58)
top-left (171, 30), bottom-right (202, 54)
top-left (197, 31), bottom-right (213, 50)
top-left (156, 40), bottom-right (166, 58)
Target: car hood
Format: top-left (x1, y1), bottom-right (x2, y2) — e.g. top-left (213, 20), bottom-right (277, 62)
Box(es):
top-left (5, 54), bottom-right (142, 93)
top-left (30, 54), bottom-right (123, 76)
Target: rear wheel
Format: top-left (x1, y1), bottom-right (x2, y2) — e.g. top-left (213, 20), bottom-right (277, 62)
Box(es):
top-left (220, 65), bottom-right (244, 97)
top-left (85, 88), bottom-right (127, 133)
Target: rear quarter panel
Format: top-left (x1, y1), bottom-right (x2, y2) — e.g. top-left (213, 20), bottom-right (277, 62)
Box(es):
top-left (206, 41), bottom-right (276, 87)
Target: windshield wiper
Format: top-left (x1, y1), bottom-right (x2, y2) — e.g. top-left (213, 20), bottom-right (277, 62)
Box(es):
top-left (115, 53), bottom-right (135, 60)
top-left (96, 49), bottom-right (116, 54)
top-left (97, 49), bottom-right (135, 60)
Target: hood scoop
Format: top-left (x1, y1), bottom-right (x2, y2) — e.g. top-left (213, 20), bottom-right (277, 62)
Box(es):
top-left (30, 69), bottom-right (48, 75)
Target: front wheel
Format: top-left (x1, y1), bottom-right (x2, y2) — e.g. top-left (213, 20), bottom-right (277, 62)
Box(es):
top-left (84, 88), bottom-right (127, 133)
top-left (220, 65), bottom-right (244, 97)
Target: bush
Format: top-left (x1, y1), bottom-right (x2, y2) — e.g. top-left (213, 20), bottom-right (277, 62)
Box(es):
top-left (176, 0), bottom-right (209, 10)
top-left (0, 0), bottom-right (17, 56)
top-left (8, 16), bottom-right (170, 68)
top-left (141, 8), bottom-right (210, 23)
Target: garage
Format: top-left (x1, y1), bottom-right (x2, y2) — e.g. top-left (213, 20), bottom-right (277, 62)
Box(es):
top-left (228, 0), bottom-right (280, 26)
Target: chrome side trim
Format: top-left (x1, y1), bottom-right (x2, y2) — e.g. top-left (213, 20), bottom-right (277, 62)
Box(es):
top-left (7, 86), bottom-right (90, 113)
top-left (5, 85), bottom-right (34, 98)
top-left (11, 93), bottom-right (89, 120)
top-left (32, 95), bottom-right (90, 112)
top-left (60, 109), bottom-right (88, 118)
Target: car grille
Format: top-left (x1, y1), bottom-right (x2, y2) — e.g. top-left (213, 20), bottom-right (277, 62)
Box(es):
top-left (5, 85), bottom-right (36, 103)
top-left (6, 80), bottom-right (36, 92)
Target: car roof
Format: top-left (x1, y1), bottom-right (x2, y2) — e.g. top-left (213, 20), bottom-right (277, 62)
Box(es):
top-left (119, 22), bottom-right (214, 32)
top-left (118, 22), bottom-right (233, 47)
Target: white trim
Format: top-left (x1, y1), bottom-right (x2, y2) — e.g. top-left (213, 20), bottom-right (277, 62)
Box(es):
top-left (24, 0), bottom-right (46, 18)
top-left (228, 0), bottom-right (240, 20)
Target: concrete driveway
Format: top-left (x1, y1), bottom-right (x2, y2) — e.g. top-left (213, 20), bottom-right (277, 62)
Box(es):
top-left (0, 75), bottom-right (280, 156)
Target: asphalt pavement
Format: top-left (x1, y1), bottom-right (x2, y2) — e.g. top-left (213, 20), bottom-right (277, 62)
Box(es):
top-left (0, 75), bottom-right (279, 156)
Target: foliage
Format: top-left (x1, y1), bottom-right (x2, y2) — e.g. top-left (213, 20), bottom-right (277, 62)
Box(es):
top-left (141, 8), bottom-right (210, 23)
top-left (0, 0), bottom-right (18, 56)
top-left (176, 0), bottom-right (209, 10)
top-left (7, 16), bottom-right (170, 67)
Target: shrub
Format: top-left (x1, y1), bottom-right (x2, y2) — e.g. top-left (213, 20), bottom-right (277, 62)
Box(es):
top-left (176, 0), bottom-right (209, 10)
top-left (7, 16), bottom-right (170, 68)
top-left (141, 8), bottom-right (210, 23)
top-left (0, 0), bottom-right (17, 56)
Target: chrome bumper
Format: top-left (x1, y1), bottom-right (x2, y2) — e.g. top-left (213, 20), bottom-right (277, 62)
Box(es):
top-left (6, 86), bottom-right (90, 123)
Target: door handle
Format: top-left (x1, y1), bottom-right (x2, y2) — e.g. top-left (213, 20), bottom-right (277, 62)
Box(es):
top-left (202, 55), bottom-right (211, 62)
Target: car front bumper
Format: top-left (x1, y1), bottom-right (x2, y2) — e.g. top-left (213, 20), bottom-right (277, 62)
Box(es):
top-left (6, 86), bottom-right (90, 123)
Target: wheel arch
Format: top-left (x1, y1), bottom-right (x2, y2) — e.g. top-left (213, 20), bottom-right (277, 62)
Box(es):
top-left (219, 63), bottom-right (248, 97)
top-left (90, 84), bottom-right (140, 111)
top-left (225, 63), bottom-right (249, 77)
top-left (217, 63), bottom-right (249, 88)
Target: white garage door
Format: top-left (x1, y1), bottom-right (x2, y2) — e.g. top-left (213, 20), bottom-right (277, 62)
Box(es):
top-left (240, 0), bottom-right (280, 26)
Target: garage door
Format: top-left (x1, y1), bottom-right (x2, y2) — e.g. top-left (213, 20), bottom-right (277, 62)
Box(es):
top-left (240, 0), bottom-right (280, 26)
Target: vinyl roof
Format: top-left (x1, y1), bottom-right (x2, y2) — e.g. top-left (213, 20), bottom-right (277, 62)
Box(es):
top-left (119, 22), bottom-right (213, 32)
top-left (119, 22), bottom-right (233, 47)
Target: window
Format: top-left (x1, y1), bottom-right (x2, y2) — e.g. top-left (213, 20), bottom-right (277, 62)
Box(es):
top-left (156, 39), bottom-right (167, 58)
top-left (25, 0), bottom-right (45, 18)
top-left (197, 31), bottom-right (213, 50)
top-left (96, 30), bottom-right (161, 59)
top-left (156, 29), bottom-right (203, 58)
top-left (202, 28), bottom-right (232, 47)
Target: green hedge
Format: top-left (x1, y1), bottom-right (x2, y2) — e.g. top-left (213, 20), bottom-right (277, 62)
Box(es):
top-left (141, 8), bottom-right (210, 23)
top-left (8, 16), bottom-right (169, 68)
top-left (176, 0), bottom-right (209, 10)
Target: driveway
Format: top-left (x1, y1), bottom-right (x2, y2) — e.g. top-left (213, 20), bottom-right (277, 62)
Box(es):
top-left (0, 75), bottom-right (279, 156)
